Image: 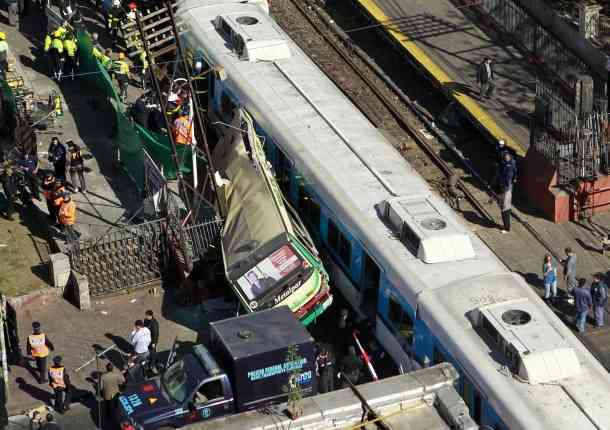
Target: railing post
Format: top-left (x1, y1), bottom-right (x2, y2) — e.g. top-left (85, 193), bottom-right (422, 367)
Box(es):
top-left (579, 3), bottom-right (602, 40)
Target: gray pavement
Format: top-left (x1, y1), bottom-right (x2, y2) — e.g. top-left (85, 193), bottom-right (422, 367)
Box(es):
top-left (371, 0), bottom-right (533, 150)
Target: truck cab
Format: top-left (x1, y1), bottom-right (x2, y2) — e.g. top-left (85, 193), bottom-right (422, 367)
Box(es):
top-left (118, 345), bottom-right (235, 429)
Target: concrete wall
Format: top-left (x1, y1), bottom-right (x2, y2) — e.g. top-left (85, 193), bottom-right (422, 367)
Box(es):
top-left (517, 0), bottom-right (606, 78)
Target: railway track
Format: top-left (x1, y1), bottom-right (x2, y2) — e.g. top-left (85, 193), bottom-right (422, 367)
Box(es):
top-left (272, 0), bottom-right (564, 262)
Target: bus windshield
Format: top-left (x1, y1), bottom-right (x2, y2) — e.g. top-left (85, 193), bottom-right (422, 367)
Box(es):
top-left (236, 244), bottom-right (303, 301)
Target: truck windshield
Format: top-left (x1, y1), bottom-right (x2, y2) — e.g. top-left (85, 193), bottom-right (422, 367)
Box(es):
top-left (161, 359), bottom-right (189, 404)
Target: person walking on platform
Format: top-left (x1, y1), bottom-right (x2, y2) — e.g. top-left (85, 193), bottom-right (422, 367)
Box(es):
top-left (497, 151), bottom-right (516, 233)
top-left (477, 57), bottom-right (494, 99)
top-left (48, 356), bottom-right (71, 413)
top-left (0, 32), bottom-right (9, 73)
top-left (315, 346), bottom-right (334, 393)
top-left (58, 193), bottom-right (77, 244)
top-left (113, 52), bottom-right (130, 103)
top-left (542, 254), bottom-right (557, 302)
top-left (48, 137), bottom-right (67, 181)
top-left (143, 310), bottom-right (159, 373)
top-left (590, 273), bottom-right (608, 328)
top-left (50, 180), bottom-right (65, 225)
top-left (562, 247), bottom-right (578, 293)
top-left (62, 33), bottom-right (78, 80)
top-left (67, 141), bottom-right (86, 193)
top-left (26, 322), bottom-right (54, 384)
top-left (573, 278), bottom-right (592, 333)
top-left (44, 29), bottom-right (65, 81)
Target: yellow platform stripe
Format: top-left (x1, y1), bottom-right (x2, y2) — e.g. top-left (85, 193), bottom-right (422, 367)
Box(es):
top-left (356, 0), bottom-right (526, 157)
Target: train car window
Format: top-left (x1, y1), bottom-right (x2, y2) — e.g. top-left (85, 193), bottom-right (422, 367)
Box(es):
top-left (197, 380), bottom-right (223, 403)
top-left (298, 185), bottom-right (321, 232)
top-left (276, 150), bottom-right (292, 195)
top-left (339, 235), bottom-right (351, 267)
top-left (387, 295), bottom-right (413, 346)
top-left (327, 219), bottom-right (339, 251)
top-left (432, 346), bottom-right (447, 365)
top-left (462, 378), bottom-right (472, 412)
top-left (363, 253), bottom-right (380, 290)
top-left (473, 391), bottom-right (482, 424)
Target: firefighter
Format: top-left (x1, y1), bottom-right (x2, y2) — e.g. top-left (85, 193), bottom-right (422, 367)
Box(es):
top-left (48, 356), bottom-right (71, 413)
top-left (63, 31), bottom-right (78, 80)
top-left (106, 0), bottom-right (124, 45)
top-left (44, 28), bottom-right (65, 81)
top-left (50, 180), bottom-right (65, 225)
top-left (26, 322), bottom-right (54, 384)
top-left (67, 141), bottom-right (86, 193)
top-left (41, 173), bottom-right (56, 221)
top-left (0, 32), bottom-right (8, 72)
top-left (113, 52), bottom-right (130, 103)
top-left (58, 193), bottom-right (77, 244)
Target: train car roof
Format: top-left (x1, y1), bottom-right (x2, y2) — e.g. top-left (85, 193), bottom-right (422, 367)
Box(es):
top-left (177, 1), bottom-right (610, 428)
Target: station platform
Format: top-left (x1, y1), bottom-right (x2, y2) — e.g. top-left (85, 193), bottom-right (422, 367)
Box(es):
top-left (354, 0), bottom-right (535, 157)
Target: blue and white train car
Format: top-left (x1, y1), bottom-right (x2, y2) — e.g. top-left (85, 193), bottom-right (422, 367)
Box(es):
top-left (177, 1), bottom-right (610, 428)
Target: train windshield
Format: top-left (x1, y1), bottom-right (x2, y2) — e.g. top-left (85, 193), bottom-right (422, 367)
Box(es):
top-left (236, 244), bottom-right (304, 301)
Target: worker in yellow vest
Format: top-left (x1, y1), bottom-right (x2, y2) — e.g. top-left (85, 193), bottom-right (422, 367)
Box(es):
top-left (26, 322), bottom-right (54, 383)
top-left (91, 32), bottom-right (111, 69)
top-left (49, 356), bottom-right (72, 413)
top-left (137, 50), bottom-right (149, 90)
top-left (44, 28), bottom-right (65, 81)
top-left (0, 32), bottom-right (8, 72)
top-left (113, 52), bottom-right (130, 103)
top-left (63, 33), bottom-right (79, 80)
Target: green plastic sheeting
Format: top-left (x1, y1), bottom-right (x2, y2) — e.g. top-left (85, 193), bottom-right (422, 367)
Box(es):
top-left (76, 30), bottom-right (196, 186)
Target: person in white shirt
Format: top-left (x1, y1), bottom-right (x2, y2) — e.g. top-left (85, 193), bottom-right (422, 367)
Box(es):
top-left (130, 320), bottom-right (151, 361)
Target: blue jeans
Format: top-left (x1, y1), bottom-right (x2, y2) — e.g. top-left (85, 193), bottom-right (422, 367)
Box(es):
top-left (576, 310), bottom-right (588, 332)
top-left (544, 281), bottom-right (557, 299)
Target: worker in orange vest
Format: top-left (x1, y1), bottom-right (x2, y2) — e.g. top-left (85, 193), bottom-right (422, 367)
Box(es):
top-left (172, 114), bottom-right (192, 145)
top-left (26, 322), bottom-right (54, 383)
top-left (50, 180), bottom-right (65, 225)
top-left (49, 355), bottom-right (71, 413)
top-left (59, 193), bottom-right (77, 244)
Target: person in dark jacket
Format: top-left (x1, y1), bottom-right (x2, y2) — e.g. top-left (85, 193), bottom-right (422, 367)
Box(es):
top-left (562, 247), bottom-right (578, 293)
top-left (590, 273), bottom-right (608, 327)
top-left (48, 137), bottom-right (67, 181)
top-left (315, 346), bottom-right (334, 393)
top-left (477, 57), bottom-right (494, 99)
top-left (144, 310), bottom-right (159, 373)
top-left (574, 278), bottom-right (592, 333)
top-left (497, 151), bottom-right (517, 233)
top-left (67, 141), bottom-right (86, 194)
top-left (339, 346), bottom-right (362, 388)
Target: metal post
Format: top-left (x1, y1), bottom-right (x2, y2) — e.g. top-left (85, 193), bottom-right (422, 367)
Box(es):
top-left (0, 296), bottom-right (8, 404)
top-left (134, 10), bottom-right (192, 217)
top-left (164, 0), bottom-right (221, 216)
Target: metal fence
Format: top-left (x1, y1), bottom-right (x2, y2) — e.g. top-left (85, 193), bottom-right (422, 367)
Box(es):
top-left (535, 77), bottom-right (577, 130)
top-left (184, 219), bottom-right (223, 263)
top-left (473, 0), bottom-right (605, 97)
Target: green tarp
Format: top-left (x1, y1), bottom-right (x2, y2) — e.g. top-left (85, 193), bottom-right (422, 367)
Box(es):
top-left (76, 31), bottom-right (196, 187)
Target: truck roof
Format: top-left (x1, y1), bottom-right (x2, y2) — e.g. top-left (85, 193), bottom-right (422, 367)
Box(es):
top-left (210, 306), bottom-right (313, 359)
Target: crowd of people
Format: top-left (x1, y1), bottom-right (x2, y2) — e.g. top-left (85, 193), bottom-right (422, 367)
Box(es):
top-left (23, 311), bottom-right (160, 426)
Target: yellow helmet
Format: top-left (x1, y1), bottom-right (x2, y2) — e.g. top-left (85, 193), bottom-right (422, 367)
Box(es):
top-left (118, 52), bottom-right (125, 60)
top-left (0, 32), bottom-right (6, 41)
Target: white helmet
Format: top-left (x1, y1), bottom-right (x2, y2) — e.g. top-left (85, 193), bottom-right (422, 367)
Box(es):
top-left (112, 0), bottom-right (120, 7)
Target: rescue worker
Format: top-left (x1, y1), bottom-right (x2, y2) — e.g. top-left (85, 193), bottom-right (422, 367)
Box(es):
top-left (41, 173), bottom-right (56, 221)
top-left (91, 32), bottom-right (110, 69)
top-left (62, 32), bottom-right (78, 80)
top-left (48, 356), bottom-right (71, 413)
top-left (0, 32), bottom-right (8, 72)
top-left (172, 113), bottom-right (192, 145)
top-left (106, 0), bottom-right (124, 45)
top-left (44, 28), bottom-right (65, 81)
top-left (58, 193), bottom-right (77, 244)
top-left (113, 52), bottom-right (130, 103)
top-left (67, 141), bottom-right (86, 193)
top-left (50, 180), bottom-right (65, 224)
top-left (315, 346), bottom-right (334, 393)
top-left (48, 137), bottom-right (66, 181)
top-left (26, 322), bottom-right (54, 384)
top-left (137, 50), bottom-right (149, 89)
